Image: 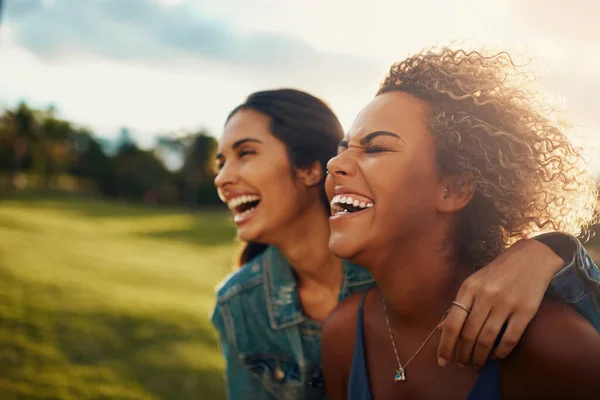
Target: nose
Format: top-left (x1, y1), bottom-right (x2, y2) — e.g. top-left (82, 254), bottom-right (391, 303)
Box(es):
top-left (213, 161), bottom-right (237, 190)
top-left (326, 150), bottom-right (356, 178)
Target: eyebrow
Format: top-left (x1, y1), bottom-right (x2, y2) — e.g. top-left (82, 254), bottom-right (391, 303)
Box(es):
top-left (338, 130), bottom-right (403, 147)
top-left (216, 138), bottom-right (263, 160)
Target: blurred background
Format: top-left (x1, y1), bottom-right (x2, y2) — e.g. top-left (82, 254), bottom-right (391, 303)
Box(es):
top-left (0, 0), bottom-right (598, 399)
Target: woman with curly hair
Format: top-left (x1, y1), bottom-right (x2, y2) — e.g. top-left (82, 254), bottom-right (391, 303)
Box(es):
top-left (321, 48), bottom-right (600, 399)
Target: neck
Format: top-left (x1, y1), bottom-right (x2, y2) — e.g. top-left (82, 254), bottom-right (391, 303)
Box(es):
top-left (272, 202), bottom-right (342, 288)
top-left (368, 229), bottom-right (471, 329)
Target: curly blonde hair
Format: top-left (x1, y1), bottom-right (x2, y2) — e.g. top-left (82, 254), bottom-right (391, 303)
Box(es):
top-left (378, 47), bottom-right (599, 268)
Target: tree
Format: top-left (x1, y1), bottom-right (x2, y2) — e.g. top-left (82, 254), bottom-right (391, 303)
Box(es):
top-left (7, 103), bottom-right (37, 189)
top-left (0, 103), bottom-right (221, 206)
top-left (155, 130), bottom-right (220, 207)
top-left (113, 133), bottom-right (174, 203)
top-left (41, 111), bottom-right (73, 188)
top-left (179, 131), bottom-right (218, 207)
top-left (69, 128), bottom-right (118, 197)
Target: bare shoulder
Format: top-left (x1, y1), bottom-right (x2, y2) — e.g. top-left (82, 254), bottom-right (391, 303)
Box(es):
top-left (323, 291), bottom-right (366, 334)
top-left (517, 299), bottom-right (600, 363)
top-left (501, 299), bottom-right (600, 399)
top-left (322, 291), bottom-right (366, 355)
top-left (321, 290), bottom-right (369, 400)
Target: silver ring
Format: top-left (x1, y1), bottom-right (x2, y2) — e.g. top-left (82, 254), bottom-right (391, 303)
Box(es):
top-left (451, 300), bottom-right (471, 314)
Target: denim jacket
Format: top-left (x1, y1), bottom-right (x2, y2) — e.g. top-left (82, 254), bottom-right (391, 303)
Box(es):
top-left (211, 234), bottom-right (600, 400)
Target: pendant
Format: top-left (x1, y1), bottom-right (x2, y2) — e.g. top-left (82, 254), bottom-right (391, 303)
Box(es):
top-left (394, 368), bottom-right (406, 382)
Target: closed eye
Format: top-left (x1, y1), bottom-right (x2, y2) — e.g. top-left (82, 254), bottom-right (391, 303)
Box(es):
top-left (365, 145), bottom-right (390, 154)
top-left (215, 149), bottom-right (257, 170)
top-left (239, 149), bottom-right (256, 158)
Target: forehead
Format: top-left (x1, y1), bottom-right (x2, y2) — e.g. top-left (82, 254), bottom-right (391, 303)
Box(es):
top-left (219, 109), bottom-right (273, 149)
top-left (348, 91), bottom-right (429, 139)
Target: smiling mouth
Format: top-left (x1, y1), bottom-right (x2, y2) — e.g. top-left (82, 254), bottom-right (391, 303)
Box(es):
top-left (227, 194), bottom-right (261, 223)
top-left (330, 194), bottom-right (373, 216)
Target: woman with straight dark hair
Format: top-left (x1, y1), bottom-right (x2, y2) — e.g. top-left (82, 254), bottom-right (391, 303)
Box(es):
top-left (211, 88), bottom-right (600, 400)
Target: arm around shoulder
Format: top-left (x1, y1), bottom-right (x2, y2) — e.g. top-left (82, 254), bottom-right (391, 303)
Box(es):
top-left (536, 232), bottom-right (600, 331)
top-left (536, 232), bottom-right (600, 287)
top-left (501, 299), bottom-right (600, 399)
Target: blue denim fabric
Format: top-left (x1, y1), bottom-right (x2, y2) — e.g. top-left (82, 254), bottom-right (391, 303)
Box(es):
top-left (211, 234), bottom-right (600, 400)
top-left (211, 246), bottom-right (372, 400)
top-left (539, 233), bottom-right (600, 330)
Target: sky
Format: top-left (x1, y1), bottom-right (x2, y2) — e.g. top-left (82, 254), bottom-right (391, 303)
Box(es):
top-left (0, 0), bottom-right (599, 172)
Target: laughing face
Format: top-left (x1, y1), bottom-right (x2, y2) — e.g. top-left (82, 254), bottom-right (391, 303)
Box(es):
top-left (214, 108), bottom-right (315, 243)
top-left (326, 91), bottom-right (447, 263)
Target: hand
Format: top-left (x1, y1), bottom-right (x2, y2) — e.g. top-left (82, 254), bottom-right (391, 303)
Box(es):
top-left (436, 238), bottom-right (565, 369)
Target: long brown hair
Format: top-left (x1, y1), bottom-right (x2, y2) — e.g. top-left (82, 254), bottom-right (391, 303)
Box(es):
top-left (226, 89), bottom-right (345, 267)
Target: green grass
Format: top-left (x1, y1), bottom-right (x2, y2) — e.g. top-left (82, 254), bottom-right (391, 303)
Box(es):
top-left (0, 194), bottom-right (237, 400)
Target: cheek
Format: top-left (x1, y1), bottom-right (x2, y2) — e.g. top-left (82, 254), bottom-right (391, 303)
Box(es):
top-left (325, 174), bottom-right (334, 201)
top-left (242, 152), bottom-right (292, 190)
top-left (253, 156), bottom-right (303, 211)
top-left (405, 160), bottom-right (439, 192)
top-left (372, 154), bottom-right (439, 216)
top-left (401, 142), bottom-right (439, 190)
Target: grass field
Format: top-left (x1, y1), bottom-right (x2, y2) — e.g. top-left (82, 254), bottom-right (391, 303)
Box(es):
top-left (0, 194), bottom-right (598, 400)
top-left (0, 194), bottom-right (237, 400)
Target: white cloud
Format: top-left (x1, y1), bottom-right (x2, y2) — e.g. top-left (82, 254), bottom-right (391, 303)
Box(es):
top-left (155, 0), bottom-right (182, 6)
top-left (0, 45), bottom-right (252, 143)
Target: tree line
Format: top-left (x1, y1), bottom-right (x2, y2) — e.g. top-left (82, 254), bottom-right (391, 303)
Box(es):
top-left (0, 102), bottom-right (221, 208)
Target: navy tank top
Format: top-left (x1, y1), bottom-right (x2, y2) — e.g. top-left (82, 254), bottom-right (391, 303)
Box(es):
top-left (348, 292), bottom-right (501, 400)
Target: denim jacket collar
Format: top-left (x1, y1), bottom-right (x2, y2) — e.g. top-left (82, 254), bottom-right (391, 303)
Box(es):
top-left (263, 246), bottom-right (305, 329)
top-left (263, 246), bottom-right (371, 330)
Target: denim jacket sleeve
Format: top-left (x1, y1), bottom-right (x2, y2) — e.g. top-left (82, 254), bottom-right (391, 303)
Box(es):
top-left (211, 304), bottom-right (258, 400)
top-left (534, 232), bottom-right (600, 331)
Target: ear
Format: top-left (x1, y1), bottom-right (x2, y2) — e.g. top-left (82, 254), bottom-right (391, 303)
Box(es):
top-left (437, 175), bottom-right (474, 213)
top-left (296, 161), bottom-right (324, 187)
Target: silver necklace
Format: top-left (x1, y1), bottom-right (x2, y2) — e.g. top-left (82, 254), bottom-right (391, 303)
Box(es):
top-left (382, 298), bottom-right (451, 382)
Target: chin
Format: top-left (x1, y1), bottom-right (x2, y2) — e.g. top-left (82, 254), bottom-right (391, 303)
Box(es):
top-left (237, 225), bottom-right (262, 243)
top-left (328, 234), bottom-right (364, 262)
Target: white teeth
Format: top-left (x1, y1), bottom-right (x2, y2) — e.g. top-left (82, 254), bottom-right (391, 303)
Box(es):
top-left (233, 207), bottom-right (255, 222)
top-left (330, 194), bottom-right (374, 213)
top-left (227, 194), bottom-right (261, 210)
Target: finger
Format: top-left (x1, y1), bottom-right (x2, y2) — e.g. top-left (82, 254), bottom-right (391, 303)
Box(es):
top-left (470, 308), bottom-right (510, 369)
top-left (456, 299), bottom-right (492, 366)
top-left (492, 311), bottom-right (533, 359)
top-left (436, 291), bottom-right (474, 367)
top-left (437, 307), bottom-right (468, 366)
